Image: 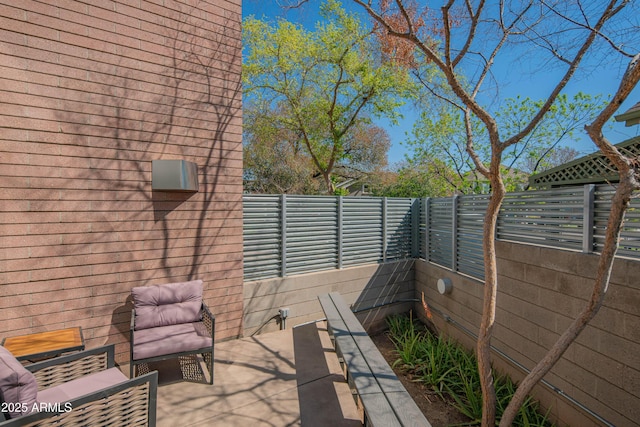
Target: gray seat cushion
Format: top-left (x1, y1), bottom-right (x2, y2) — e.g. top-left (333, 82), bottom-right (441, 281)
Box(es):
top-left (0, 346), bottom-right (38, 418)
top-left (132, 322), bottom-right (212, 360)
top-left (37, 367), bottom-right (127, 404)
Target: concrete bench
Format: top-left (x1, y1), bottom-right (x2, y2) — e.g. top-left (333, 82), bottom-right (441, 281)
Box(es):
top-left (318, 292), bottom-right (432, 427)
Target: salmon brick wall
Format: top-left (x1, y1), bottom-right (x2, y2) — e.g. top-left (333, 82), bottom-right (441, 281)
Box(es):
top-left (0, 0), bottom-right (243, 363)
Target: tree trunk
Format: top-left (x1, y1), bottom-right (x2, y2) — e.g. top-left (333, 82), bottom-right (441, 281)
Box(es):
top-left (323, 172), bottom-right (335, 195)
top-left (498, 177), bottom-right (634, 426)
top-left (500, 53), bottom-right (640, 427)
top-left (478, 174), bottom-right (505, 427)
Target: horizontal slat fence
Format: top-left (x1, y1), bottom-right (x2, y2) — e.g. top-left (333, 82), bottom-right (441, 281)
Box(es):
top-left (594, 186), bottom-right (640, 257)
top-left (342, 198), bottom-right (384, 266)
top-left (498, 187), bottom-right (586, 250)
top-left (285, 196), bottom-right (338, 276)
top-left (243, 195), bottom-right (418, 281)
top-left (427, 198), bottom-right (454, 268)
top-left (386, 198), bottom-right (415, 261)
top-left (243, 195), bottom-right (281, 281)
top-left (457, 194), bottom-right (489, 278)
top-left (243, 184), bottom-right (640, 282)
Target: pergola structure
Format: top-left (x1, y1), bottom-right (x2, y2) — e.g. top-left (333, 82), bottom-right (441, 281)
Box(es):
top-left (528, 136), bottom-right (640, 188)
top-left (529, 102), bottom-right (640, 189)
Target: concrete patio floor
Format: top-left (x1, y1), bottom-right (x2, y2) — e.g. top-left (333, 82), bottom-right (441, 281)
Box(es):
top-left (125, 321), bottom-right (363, 427)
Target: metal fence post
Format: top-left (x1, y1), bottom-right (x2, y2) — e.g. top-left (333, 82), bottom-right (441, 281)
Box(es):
top-left (411, 198), bottom-right (419, 258)
top-left (452, 194), bottom-right (459, 272)
top-left (583, 184), bottom-right (595, 253)
top-left (338, 196), bottom-right (343, 269)
top-left (281, 194), bottom-right (287, 277)
top-left (424, 198), bottom-right (430, 261)
top-left (382, 197), bottom-right (388, 263)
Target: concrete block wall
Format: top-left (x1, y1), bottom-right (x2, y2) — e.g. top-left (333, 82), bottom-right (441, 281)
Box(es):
top-left (0, 0), bottom-right (243, 362)
top-left (415, 241), bottom-right (640, 427)
top-left (243, 260), bottom-right (416, 336)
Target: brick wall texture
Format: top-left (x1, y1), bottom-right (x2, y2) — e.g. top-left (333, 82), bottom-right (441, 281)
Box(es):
top-left (0, 0), bottom-right (243, 363)
top-left (416, 241), bottom-right (640, 427)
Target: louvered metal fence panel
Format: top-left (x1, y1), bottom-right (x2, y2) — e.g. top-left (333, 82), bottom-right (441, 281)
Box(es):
top-left (285, 195), bottom-right (338, 275)
top-left (386, 198), bottom-right (415, 261)
top-left (498, 187), bottom-right (585, 250)
top-left (244, 185), bottom-right (640, 282)
top-left (243, 195), bottom-right (282, 281)
top-left (593, 185), bottom-right (614, 254)
top-left (594, 184), bottom-right (640, 257)
top-left (457, 194), bottom-right (488, 279)
top-left (429, 198), bottom-right (453, 268)
top-left (342, 197), bottom-right (384, 266)
top-left (619, 201), bottom-right (640, 257)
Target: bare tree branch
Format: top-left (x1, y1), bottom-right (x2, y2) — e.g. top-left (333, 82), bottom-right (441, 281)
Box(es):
top-left (451, 0), bottom-right (485, 68)
top-left (352, 1), bottom-right (637, 425)
top-left (502, 0), bottom-right (626, 150)
top-left (541, 0), bottom-right (634, 57)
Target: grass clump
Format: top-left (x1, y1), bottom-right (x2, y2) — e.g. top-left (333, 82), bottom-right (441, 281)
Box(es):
top-left (386, 314), bottom-right (553, 427)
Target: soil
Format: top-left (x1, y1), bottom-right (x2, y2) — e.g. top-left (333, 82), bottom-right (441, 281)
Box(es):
top-left (371, 331), bottom-right (472, 427)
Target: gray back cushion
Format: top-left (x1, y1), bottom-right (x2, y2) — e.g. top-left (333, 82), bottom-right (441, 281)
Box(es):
top-left (132, 280), bottom-right (203, 330)
top-left (0, 346), bottom-right (38, 418)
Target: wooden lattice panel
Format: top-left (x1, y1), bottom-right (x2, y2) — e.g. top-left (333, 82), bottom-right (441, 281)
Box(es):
top-left (529, 137), bottom-right (640, 188)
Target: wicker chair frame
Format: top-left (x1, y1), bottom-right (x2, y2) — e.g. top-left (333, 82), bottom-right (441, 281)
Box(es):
top-left (0, 345), bottom-right (157, 427)
top-left (130, 302), bottom-right (215, 385)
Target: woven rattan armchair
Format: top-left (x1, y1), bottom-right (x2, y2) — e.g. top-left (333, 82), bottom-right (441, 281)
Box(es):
top-left (130, 280), bottom-right (215, 384)
top-left (0, 344), bottom-right (157, 426)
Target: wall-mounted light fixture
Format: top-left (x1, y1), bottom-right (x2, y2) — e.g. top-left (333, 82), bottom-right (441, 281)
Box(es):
top-left (437, 277), bottom-right (453, 295)
top-left (152, 159), bottom-right (199, 192)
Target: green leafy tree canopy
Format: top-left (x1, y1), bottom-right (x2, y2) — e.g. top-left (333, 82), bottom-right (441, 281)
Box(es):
top-left (243, 0), bottom-right (415, 193)
top-left (405, 93), bottom-right (607, 194)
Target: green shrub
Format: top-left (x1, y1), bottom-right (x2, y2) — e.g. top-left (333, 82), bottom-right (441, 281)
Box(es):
top-left (387, 312), bottom-right (428, 370)
top-left (385, 314), bottom-right (553, 427)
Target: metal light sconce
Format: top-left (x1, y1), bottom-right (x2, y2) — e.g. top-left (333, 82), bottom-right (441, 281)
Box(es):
top-left (152, 160), bottom-right (199, 192)
top-left (437, 278), bottom-right (453, 295)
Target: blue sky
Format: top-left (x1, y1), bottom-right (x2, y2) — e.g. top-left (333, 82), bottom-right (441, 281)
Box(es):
top-left (242, 1), bottom-right (640, 165)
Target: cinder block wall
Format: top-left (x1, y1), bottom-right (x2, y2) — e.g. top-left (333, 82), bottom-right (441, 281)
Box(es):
top-left (416, 241), bottom-right (640, 427)
top-left (0, 0), bottom-right (243, 362)
top-left (244, 260), bottom-right (416, 336)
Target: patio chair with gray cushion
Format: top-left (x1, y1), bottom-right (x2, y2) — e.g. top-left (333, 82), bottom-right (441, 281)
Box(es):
top-left (129, 280), bottom-right (215, 384)
top-left (0, 344), bottom-right (157, 426)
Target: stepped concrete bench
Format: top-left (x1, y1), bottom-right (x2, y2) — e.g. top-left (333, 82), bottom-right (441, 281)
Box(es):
top-left (318, 292), bottom-right (432, 427)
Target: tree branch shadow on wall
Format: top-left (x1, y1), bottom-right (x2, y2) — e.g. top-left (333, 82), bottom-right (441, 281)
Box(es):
top-left (350, 204), bottom-right (417, 333)
top-left (42, 2), bottom-right (242, 353)
top-left (351, 259), bottom-right (416, 334)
